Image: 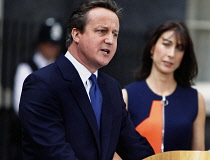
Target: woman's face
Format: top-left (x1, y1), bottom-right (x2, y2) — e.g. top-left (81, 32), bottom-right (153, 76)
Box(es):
top-left (151, 30), bottom-right (185, 75)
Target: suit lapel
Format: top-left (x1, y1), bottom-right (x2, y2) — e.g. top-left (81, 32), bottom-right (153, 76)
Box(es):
top-left (98, 73), bottom-right (113, 157)
top-left (56, 55), bottom-right (101, 151)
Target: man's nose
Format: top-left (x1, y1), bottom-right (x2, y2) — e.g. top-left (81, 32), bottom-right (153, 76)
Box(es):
top-left (104, 33), bottom-right (114, 44)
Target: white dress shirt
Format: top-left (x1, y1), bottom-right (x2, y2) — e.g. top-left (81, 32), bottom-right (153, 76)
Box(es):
top-left (65, 51), bottom-right (98, 100)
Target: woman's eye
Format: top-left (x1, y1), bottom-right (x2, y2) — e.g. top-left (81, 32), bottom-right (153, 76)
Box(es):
top-left (163, 43), bottom-right (170, 46)
top-left (177, 46), bottom-right (184, 52)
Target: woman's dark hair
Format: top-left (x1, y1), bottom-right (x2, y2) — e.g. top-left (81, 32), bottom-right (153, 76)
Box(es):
top-left (135, 20), bottom-right (198, 87)
top-left (65, 0), bottom-right (122, 48)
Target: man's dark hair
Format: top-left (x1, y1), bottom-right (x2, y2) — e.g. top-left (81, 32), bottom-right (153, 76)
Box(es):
top-left (135, 20), bottom-right (198, 87)
top-left (65, 0), bottom-right (122, 48)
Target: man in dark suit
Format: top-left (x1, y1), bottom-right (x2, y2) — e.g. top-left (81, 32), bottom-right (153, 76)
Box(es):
top-left (19, 0), bottom-right (154, 159)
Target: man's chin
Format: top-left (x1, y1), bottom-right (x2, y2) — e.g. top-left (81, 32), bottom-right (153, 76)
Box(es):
top-left (98, 61), bottom-right (110, 68)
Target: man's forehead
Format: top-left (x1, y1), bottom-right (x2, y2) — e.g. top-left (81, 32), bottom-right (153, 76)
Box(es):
top-left (87, 7), bottom-right (119, 20)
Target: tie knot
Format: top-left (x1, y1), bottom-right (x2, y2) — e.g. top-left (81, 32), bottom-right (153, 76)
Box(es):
top-left (89, 74), bottom-right (97, 84)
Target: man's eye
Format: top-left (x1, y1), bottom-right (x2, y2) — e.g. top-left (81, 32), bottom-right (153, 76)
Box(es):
top-left (98, 30), bottom-right (105, 33)
top-left (113, 33), bottom-right (118, 37)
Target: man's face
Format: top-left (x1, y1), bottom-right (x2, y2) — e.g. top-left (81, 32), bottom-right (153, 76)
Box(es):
top-left (74, 7), bottom-right (119, 73)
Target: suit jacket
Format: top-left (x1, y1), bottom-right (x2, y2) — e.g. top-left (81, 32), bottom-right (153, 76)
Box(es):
top-left (19, 55), bottom-right (154, 160)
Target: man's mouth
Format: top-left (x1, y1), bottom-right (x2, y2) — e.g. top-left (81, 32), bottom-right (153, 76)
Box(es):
top-left (101, 49), bottom-right (110, 54)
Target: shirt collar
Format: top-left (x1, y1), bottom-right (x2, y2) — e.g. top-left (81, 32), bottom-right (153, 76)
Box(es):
top-left (64, 51), bottom-right (98, 85)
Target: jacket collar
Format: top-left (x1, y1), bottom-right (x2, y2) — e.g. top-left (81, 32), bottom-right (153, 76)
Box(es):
top-left (56, 55), bottom-right (113, 155)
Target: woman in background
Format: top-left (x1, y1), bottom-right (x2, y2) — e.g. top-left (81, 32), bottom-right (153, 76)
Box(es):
top-left (122, 21), bottom-right (206, 154)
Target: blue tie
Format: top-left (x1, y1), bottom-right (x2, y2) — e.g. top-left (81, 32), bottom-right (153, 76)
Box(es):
top-left (89, 74), bottom-right (102, 131)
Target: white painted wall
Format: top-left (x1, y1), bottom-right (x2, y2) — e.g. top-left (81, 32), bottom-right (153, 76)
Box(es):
top-left (193, 82), bottom-right (210, 116)
top-left (186, 0), bottom-right (210, 116)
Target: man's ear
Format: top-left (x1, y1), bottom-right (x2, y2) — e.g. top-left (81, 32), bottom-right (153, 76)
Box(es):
top-left (71, 28), bottom-right (80, 43)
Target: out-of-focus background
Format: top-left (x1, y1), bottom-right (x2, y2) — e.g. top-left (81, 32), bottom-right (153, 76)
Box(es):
top-left (0, 0), bottom-right (210, 159)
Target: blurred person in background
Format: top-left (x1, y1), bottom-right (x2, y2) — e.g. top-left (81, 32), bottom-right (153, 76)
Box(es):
top-left (13, 17), bottom-right (64, 113)
top-left (121, 20), bottom-right (206, 155)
